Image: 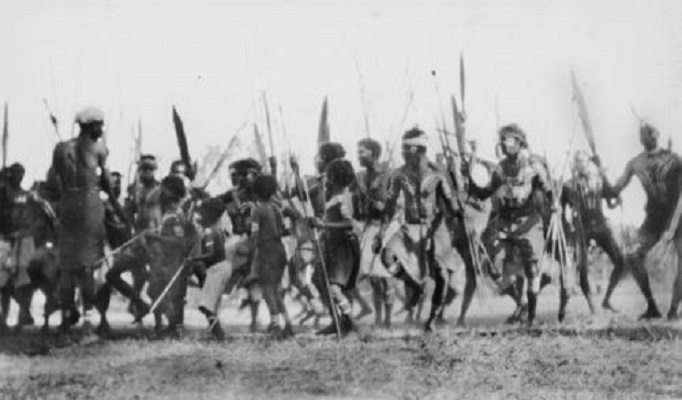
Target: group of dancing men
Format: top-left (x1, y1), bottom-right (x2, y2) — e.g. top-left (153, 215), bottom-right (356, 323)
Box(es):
top-left (0, 105), bottom-right (681, 341)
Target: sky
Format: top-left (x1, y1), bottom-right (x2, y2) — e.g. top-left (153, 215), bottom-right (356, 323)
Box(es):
top-left (1, 0), bottom-right (681, 224)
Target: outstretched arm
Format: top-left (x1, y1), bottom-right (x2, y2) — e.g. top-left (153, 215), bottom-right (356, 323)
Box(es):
top-left (468, 166), bottom-right (502, 201)
top-left (604, 160), bottom-right (634, 198)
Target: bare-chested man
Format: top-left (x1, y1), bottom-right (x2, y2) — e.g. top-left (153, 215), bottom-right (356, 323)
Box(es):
top-left (600, 123), bottom-right (682, 319)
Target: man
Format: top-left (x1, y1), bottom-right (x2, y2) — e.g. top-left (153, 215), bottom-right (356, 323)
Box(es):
top-left (103, 171), bottom-right (130, 249)
top-left (94, 156), bottom-right (161, 332)
top-left (353, 138), bottom-right (395, 327)
top-left (169, 159), bottom-right (209, 203)
top-left (126, 154), bottom-right (162, 232)
top-left (306, 142), bottom-right (373, 320)
top-left (197, 158), bottom-right (263, 337)
top-left (379, 127), bottom-right (463, 332)
top-left (44, 107), bottom-right (110, 334)
top-left (0, 163), bottom-right (34, 330)
top-left (469, 124), bottom-right (552, 326)
top-left (600, 122), bottom-right (682, 319)
top-left (561, 150), bottom-right (623, 313)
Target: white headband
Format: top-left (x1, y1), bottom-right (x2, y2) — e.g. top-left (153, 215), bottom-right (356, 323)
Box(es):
top-left (402, 136), bottom-right (428, 148)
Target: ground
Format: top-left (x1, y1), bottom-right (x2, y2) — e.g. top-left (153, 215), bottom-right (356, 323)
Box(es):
top-left (0, 276), bottom-right (681, 399)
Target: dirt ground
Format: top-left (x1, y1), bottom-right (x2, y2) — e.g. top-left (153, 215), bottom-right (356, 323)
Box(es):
top-left (1, 277), bottom-right (681, 399)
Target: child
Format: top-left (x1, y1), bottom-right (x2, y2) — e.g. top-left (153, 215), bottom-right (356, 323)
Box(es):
top-left (310, 159), bottom-right (360, 336)
top-left (146, 175), bottom-right (199, 336)
top-left (249, 174), bottom-right (292, 338)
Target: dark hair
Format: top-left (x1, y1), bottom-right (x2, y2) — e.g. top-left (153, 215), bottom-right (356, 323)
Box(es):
top-left (252, 174), bottom-right (278, 200)
top-left (161, 175), bottom-right (187, 201)
top-left (229, 158), bottom-right (262, 174)
top-left (358, 138), bottom-right (382, 159)
top-left (8, 163), bottom-right (25, 174)
top-left (498, 124), bottom-right (528, 148)
top-left (318, 142), bottom-right (346, 165)
top-left (640, 123), bottom-right (659, 138)
top-left (111, 171), bottom-right (122, 178)
top-left (402, 127), bottom-right (427, 154)
top-left (326, 159), bottom-right (355, 188)
top-left (197, 197), bottom-right (225, 226)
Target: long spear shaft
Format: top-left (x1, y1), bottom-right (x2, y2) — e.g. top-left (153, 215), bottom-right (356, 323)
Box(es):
top-left (261, 93), bottom-right (276, 157)
top-left (200, 121), bottom-right (249, 191)
top-left (298, 171), bottom-right (342, 341)
top-left (354, 59), bottom-right (371, 138)
top-left (2, 102), bottom-right (7, 169)
top-left (42, 98), bottom-right (62, 141)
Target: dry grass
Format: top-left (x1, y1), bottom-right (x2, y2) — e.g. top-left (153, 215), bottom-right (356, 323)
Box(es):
top-left (0, 322), bottom-right (681, 400)
top-left (1, 269), bottom-right (680, 399)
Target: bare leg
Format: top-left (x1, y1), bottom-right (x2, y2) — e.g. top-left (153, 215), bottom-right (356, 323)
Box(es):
top-left (457, 239), bottom-right (477, 327)
top-left (425, 268), bottom-right (448, 333)
top-left (600, 230), bottom-right (626, 312)
top-left (351, 287), bottom-right (373, 320)
top-left (0, 289), bottom-right (10, 333)
top-left (248, 286), bottom-right (262, 333)
top-left (666, 237), bottom-right (682, 320)
top-left (262, 282), bottom-right (284, 339)
top-left (525, 264), bottom-right (539, 327)
top-left (369, 277), bottom-right (384, 327)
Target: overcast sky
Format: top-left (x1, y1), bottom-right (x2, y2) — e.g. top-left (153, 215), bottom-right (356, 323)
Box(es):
top-left (1, 0), bottom-right (681, 224)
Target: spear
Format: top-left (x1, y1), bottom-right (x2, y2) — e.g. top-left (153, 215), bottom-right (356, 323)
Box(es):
top-left (2, 102), bottom-right (7, 169)
top-left (494, 96), bottom-right (501, 131)
top-left (290, 157), bottom-right (341, 341)
top-left (460, 53), bottom-right (466, 116)
top-left (172, 106), bottom-right (194, 180)
top-left (42, 98), bottom-right (62, 141)
top-left (386, 79), bottom-right (418, 166)
top-left (318, 97), bottom-right (330, 147)
top-left (571, 70), bottom-right (620, 208)
top-left (571, 71), bottom-right (597, 158)
top-left (200, 120), bottom-right (249, 191)
top-left (354, 59), bottom-right (371, 138)
top-left (253, 123), bottom-right (269, 168)
top-left (261, 93), bottom-right (277, 176)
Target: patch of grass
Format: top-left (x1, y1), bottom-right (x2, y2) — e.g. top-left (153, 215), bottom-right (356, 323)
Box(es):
top-left (1, 325), bottom-right (681, 399)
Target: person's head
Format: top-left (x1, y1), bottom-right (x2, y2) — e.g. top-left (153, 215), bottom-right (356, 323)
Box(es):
top-left (498, 124), bottom-right (527, 157)
top-left (160, 175), bottom-right (187, 210)
top-left (110, 171), bottom-right (122, 198)
top-left (228, 158), bottom-right (262, 188)
top-left (75, 107), bottom-right (105, 141)
top-left (138, 154), bottom-right (158, 184)
top-left (252, 174), bottom-right (278, 201)
top-left (7, 162), bottom-right (25, 188)
top-left (325, 159), bottom-right (355, 195)
top-left (573, 150), bottom-right (592, 176)
top-left (196, 197), bottom-right (224, 227)
top-left (401, 127), bottom-right (427, 166)
top-left (357, 138), bottom-right (382, 168)
top-left (170, 160), bottom-right (189, 178)
top-left (316, 142), bottom-right (346, 174)
top-left (639, 122), bottom-right (659, 151)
